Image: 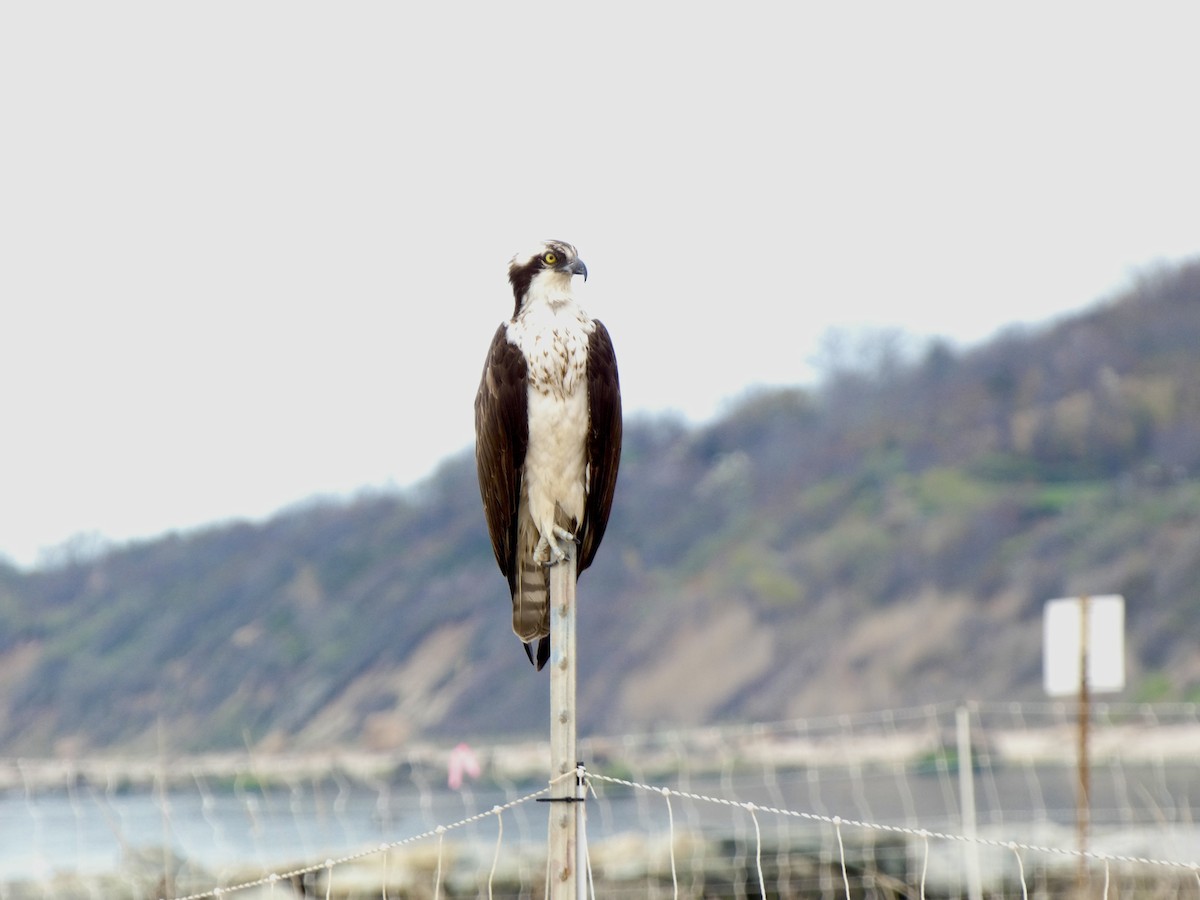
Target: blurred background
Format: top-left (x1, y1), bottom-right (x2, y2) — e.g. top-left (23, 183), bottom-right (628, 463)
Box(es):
top-left (2, 2), bottom-right (1199, 897)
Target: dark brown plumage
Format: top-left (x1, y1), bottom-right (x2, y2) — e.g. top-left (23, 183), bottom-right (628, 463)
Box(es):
top-left (474, 241), bottom-right (621, 669)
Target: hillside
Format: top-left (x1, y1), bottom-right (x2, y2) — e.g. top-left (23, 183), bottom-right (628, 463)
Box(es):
top-left (2, 259), bottom-right (1200, 755)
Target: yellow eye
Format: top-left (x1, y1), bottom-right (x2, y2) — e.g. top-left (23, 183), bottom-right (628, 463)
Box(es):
top-left (542, 251), bottom-right (558, 266)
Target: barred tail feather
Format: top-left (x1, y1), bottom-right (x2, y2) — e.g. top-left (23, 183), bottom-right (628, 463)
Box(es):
top-left (511, 505), bottom-right (579, 671)
top-left (512, 526), bottom-right (550, 667)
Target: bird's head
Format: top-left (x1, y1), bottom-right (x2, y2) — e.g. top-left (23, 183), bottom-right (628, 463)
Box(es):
top-left (508, 240), bottom-right (588, 316)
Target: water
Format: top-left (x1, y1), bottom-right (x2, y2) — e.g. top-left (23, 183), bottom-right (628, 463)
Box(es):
top-left (2, 762), bottom-right (1197, 885)
top-left (0, 782), bottom-right (499, 882)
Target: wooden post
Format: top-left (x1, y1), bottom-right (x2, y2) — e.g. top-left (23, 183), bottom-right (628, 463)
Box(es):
top-left (1076, 594), bottom-right (1091, 892)
top-left (548, 542), bottom-right (581, 899)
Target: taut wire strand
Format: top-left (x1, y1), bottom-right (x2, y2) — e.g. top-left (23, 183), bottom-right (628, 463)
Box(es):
top-left (585, 772), bottom-right (1200, 876)
top-left (159, 786), bottom-right (549, 900)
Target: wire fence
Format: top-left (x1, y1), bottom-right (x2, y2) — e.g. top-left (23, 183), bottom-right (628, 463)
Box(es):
top-left (1, 701), bottom-right (1197, 898)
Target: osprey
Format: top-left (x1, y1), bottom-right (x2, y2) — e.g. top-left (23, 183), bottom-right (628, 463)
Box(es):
top-left (474, 240), bottom-right (622, 670)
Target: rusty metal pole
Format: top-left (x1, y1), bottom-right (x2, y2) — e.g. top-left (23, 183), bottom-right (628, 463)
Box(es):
top-left (1076, 594), bottom-right (1091, 892)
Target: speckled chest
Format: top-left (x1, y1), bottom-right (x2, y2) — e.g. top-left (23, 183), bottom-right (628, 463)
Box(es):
top-left (507, 304), bottom-right (595, 399)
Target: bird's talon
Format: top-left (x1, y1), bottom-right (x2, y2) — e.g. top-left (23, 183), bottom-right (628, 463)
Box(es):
top-left (535, 529), bottom-right (575, 566)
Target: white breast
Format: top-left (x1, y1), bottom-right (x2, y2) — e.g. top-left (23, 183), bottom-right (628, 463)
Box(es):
top-left (506, 297), bottom-right (595, 542)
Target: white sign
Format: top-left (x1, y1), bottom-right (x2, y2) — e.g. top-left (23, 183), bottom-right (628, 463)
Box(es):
top-left (1043, 595), bottom-right (1125, 696)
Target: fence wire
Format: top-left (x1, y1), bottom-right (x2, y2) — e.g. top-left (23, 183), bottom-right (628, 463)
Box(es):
top-left (0, 701), bottom-right (1196, 898)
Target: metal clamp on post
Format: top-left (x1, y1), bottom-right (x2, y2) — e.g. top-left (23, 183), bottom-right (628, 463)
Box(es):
top-left (539, 765), bottom-right (587, 802)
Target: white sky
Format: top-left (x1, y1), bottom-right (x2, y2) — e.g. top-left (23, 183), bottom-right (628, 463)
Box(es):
top-left (2, 2), bottom-right (1199, 568)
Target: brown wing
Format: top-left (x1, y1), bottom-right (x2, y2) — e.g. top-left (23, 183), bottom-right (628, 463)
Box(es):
top-left (474, 324), bottom-right (528, 594)
top-left (578, 320), bottom-right (622, 573)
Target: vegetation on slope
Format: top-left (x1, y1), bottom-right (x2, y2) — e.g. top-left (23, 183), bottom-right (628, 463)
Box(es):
top-left (2, 260), bottom-right (1199, 754)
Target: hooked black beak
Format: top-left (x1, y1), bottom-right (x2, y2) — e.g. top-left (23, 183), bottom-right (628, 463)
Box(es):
top-left (570, 258), bottom-right (588, 282)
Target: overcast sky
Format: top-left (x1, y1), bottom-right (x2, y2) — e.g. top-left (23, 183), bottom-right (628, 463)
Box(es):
top-left (2, 3), bottom-right (1199, 568)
